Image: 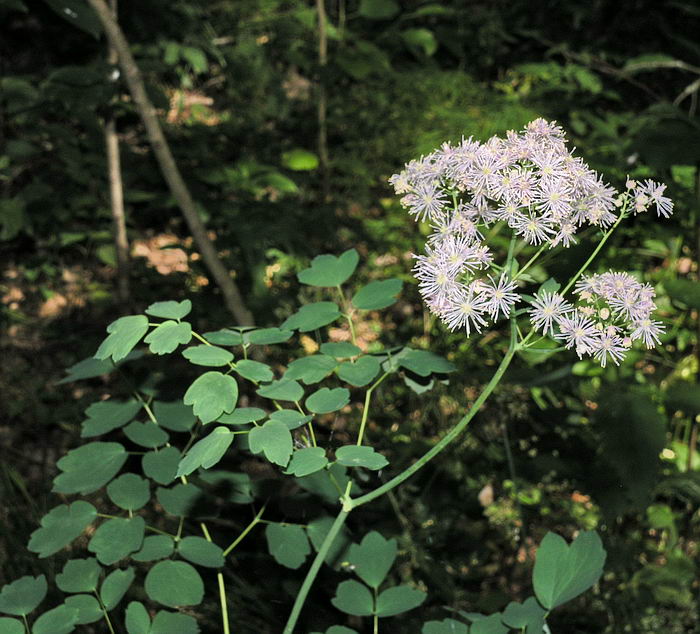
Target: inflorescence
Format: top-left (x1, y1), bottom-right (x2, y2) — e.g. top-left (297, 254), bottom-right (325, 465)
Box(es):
top-left (390, 118), bottom-right (672, 367)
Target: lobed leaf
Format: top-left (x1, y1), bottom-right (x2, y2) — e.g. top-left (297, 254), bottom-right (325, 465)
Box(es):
top-left (94, 315), bottom-right (149, 363)
top-left (100, 567), bottom-right (135, 610)
top-left (282, 302), bottom-right (342, 332)
top-left (177, 537), bottom-right (225, 568)
top-left (56, 559), bottom-right (101, 594)
top-left (336, 445), bottom-right (389, 470)
top-left (285, 447), bottom-right (328, 477)
top-left (352, 278), bottom-right (403, 310)
top-left (306, 387), bottom-right (350, 414)
top-left (177, 427), bottom-right (234, 477)
top-left (145, 299), bottom-right (192, 320)
top-left (347, 532), bottom-right (397, 589)
top-left (297, 249), bottom-right (359, 287)
top-left (28, 501), bottom-right (97, 558)
top-left (88, 517), bottom-right (145, 565)
top-left (331, 580), bottom-right (374, 616)
top-left (248, 420), bottom-right (293, 467)
top-left (184, 371), bottom-right (238, 423)
top-left (144, 320), bottom-right (192, 355)
top-left (0, 575), bottom-right (47, 616)
top-left (145, 561), bottom-right (204, 608)
top-left (182, 344), bottom-right (233, 367)
top-left (131, 535), bottom-right (174, 562)
top-left (533, 530), bottom-right (606, 610)
top-left (52, 442), bottom-right (127, 495)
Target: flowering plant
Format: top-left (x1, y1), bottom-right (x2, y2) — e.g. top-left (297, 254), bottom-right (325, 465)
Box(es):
top-left (391, 118), bottom-right (672, 367)
top-left (0, 120), bottom-right (673, 634)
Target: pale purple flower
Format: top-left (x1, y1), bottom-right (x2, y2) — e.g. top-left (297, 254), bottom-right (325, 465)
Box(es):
top-left (482, 275), bottom-right (520, 320)
top-left (642, 180), bottom-right (674, 218)
top-left (512, 212), bottom-right (556, 245)
top-left (592, 330), bottom-right (627, 367)
top-left (630, 318), bottom-right (664, 348)
top-left (401, 181), bottom-right (448, 222)
top-left (529, 291), bottom-right (574, 335)
top-left (441, 285), bottom-right (489, 335)
top-left (555, 311), bottom-right (601, 357)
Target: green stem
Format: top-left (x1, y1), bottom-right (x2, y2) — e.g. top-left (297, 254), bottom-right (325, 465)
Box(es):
top-left (373, 588), bottom-right (379, 634)
top-left (337, 284), bottom-right (357, 345)
top-left (192, 330), bottom-right (213, 346)
top-left (216, 572), bottom-right (231, 634)
top-left (349, 318), bottom-right (518, 510)
top-left (223, 505), bottom-right (266, 557)
top-left (356, 372), bottom-right (390, 446)
top-left (560, 208), bottom-right (627, 296)
top-left (21, 615), bottom-right (29, 634)
top-left (283, 319), bottom-right (519, 632)
top-left (200, 522), bottom-right (230, 634)
top-left (94, 590), bottom-right (116, 634)
top-left (515, 243), bottom-right (547, 279)
top-left (282, 510), bottom-right (349, 634)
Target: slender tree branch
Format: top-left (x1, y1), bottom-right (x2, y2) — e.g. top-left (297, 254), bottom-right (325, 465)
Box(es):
top-left (104, 0), bottom-right (130, 307)
top-left (316, 0), bottom-right (330, 200)
top-left (87, 0), bottom-right (254, 325)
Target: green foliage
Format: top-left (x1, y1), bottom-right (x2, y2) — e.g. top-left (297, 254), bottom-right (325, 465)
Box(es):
top-left (177, 427), bottom-right (234, 476)
top-left (297, 249), bottom-right (359, 287)
top-left (336, 445), bottom-right (389, 470)
top-left (27, 501), bottom-right (97, 558)
top-left (94, 316), bottom-right (149, 363)
top-left (282, 302), bottom-right (343, 331)
top-left (306, 387), bottom-right (350, 414)
top-left (352, 278), bottom-right (403, 310)
top-left (177, 537), bottom-right (225, 568)
top-left (0, 575), bottom-right (47, 616)
top-left (88, 517), bottom-right (145, 565)
top-left (347, 532), bottom-right (397, 588)
top-left (52, 442), bottom-right (127, 494)
top-left (184, 371), bottom-right (239, 423)
top-left (533, 531), bottom-right (606, 610)
top-left (144, 561), bottom-right (204, 607)
top-left (248, 420), bottom-right (293, 467)
top-left (285, 447), bottom-right (329, 477)
top-left (183, 344), bottom-right (234, 366)
top-left (56, 559), bottom-right (101, 593)
top-left (265, 523), bottom-right (311, 569)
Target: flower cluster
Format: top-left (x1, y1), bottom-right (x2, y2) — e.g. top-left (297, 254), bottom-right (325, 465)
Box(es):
top-left (529, 272), bottom-right (665, 367)
top-left (391, 118), bottom-right (672, 366)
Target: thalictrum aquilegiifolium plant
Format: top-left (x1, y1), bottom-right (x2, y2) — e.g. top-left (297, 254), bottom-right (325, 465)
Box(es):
top-left (0, 119), bottom-right (673, 633)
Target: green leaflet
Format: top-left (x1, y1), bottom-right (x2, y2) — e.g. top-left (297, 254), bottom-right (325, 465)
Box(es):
top-left (265, 523), bottom-right (311, 569)
top-left (144, 561), bottom-right (204, 608)
top-left (144, 320), bottom-right (192, 354)
top-left (28, 501), bottom-right (97, 558)
top-left (52, 442), bottom-right (127, 495)
top-left (297, 249), bottom-right (359, 287)
top-left (94, 315), bottom-right (149, 362)
top-left (176, 427), bottom-right (234, 476)
top-left (145, 299), bottom-right (192, 320)
top-left (347, 531), bottom-right (397, 589)
top-left (184, 371), bottom-right (238, 423)
top-left (248, 420), bottom-right (293, 467)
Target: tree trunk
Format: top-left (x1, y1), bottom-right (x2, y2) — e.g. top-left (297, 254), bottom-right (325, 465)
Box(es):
top-left (104, 0), bottom-right (130, 307)
top-left (87, 0), bottom-right (255, 326)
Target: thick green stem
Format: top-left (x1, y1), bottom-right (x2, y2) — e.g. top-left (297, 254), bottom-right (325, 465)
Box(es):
top-left (283, 319), bottom-right (519, 632)
top-left (282, 510), bottom-right (349, 634)
top-left (349, 319), bottom-right (518, 510)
